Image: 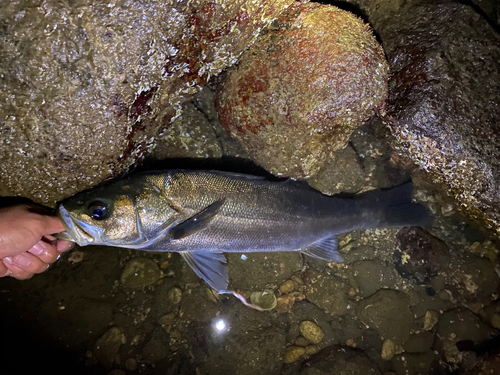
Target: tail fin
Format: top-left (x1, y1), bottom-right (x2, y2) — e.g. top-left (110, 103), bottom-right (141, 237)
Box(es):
top-left (358, 182), bottom-right (433, 228)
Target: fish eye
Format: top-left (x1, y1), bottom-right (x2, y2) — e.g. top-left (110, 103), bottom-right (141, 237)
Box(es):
top-left (88, 201), bottom-right (110, 220)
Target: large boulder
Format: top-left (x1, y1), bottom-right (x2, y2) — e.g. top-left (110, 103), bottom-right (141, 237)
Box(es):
top-left (373, 1), bottom-right (500, 235)
top-left (216, 2), bottom-right (388, 179)
top-left (0, 0), bottom-right (293, 205)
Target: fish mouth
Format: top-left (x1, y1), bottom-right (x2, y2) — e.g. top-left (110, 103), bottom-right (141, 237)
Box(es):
top-left (57, 205), bottom-right (99, 246)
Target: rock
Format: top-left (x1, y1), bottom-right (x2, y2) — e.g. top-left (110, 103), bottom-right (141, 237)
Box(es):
top-left (227, 251), bottom-right (303, 291)
top-left (352, 260), bottom-right (398, 297)
top-left (179, 287), bottom-right (218, 323)
top-left (423, 310), bottom-right (439, 332)
top-left (308, 146), bottom-right (367, 196)
top-left (280, 279), bottom-right (296, 294)
top-left (94, 327), bottom-right (124, 369)
top-left (381, 339), bottom-right (396, 361)
top-left (394, 227), bottom-right (450, 285)
top-left (376, 1), bottom-right (500, 235)
top-left (124, 358), bottom-right (138, 372)
top-left (148, 103), bottom-right (222, 160)
top-left (300, 321), bottom-right (325, 345)
top-left (303, 269), bottom-right (350, 316)
top-left (356, 289), bottom-right (414, 345)
top-left (391, 352), bottom-right (440, 375)
top-left (284, 345), bottom-right (306, 364)
top-left (120, 258), bottom-right (162, 289)
top-left (142, 328), bottom-right (169, 364)
top-left (0, 0), bottom-right (294, 205)
top-left (158, 313), bottom-right (176, 330)
top-left (167, 287), bottom-right (182, 305)
top-left (403, 331), bottom-right (435, 353)
top-left (436, 308), bottom-right (497, 365)
top-left (216, 2), bottom-right (388, 179)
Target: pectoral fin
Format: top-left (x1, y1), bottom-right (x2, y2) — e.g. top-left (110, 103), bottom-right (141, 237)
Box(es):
top-left (169, 199), bottom-right (226, 240)
top-left (181, 251), bottom-right (229, 292)
top-left (301, 237), bottom-right (343, 263)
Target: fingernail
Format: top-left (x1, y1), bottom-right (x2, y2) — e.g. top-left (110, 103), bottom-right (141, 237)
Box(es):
top-left (30, 242), bottom-right (46, 256)
top-left (58, 241), bottom-right (75, 252)
top-left (4, 257), bottom-right (13, 264)
top-left (13, 254), bottom-right (31, 267)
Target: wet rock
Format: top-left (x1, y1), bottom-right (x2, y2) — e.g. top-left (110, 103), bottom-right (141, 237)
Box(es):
top-left (285, 345), bottom-right (307, 364)
top-left (395, 227), bottom-right (450, 285)
top-left (280, 279), bottom-right (296, 294)
top-left (94, 327), bottom-right (124, 369)
top-left (352, 260), bottom-right (398, 297)
top-left (377, 1), bottom-right (500, 235)
top-left (303, 269), bottom-right (350, 316)
top-left (423, 310), bottom-right (439, 332)
top-left (179, 287), bottom-right (218, 322)
top-left (0, 0), bottom-right (293, 205)
top-left (227, 252), bottom-right (303, 291)
top-left (300, 321), bottom-right (325, 345)
top-left (121, 258), bottom-right (162, 289)
top-left (203, 312), bottom-right (286, 374)
top-left (404, 331), bottom-right (435, 354)
top-left (381, 339), bottom-right (396, 361)
top-left (308, 146), bottom-right (366, 196)
top-left (216, 2), bottom-right (388, 179)
top-left (436, 308), bottom-right (498, 365)
top-left (124, 358), bottom-right (138, 372)
top-left (391, 352), bottom-right (440, 375)
top-left (158, 313), bottom-right (176, 330)
top-left (142, 328), bottom-right (169, 364)
top-left (167, 286), bottom-right (182, 305)
top-left (148, 103), bottom-right (222, 160)
top-left (301, 345), bottom-right (382, 375)
top-left (356, 289), bottom-right (414, 345)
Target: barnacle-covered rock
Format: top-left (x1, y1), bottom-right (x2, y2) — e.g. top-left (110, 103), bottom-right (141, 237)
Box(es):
top-left (376, 2), bottom-right (500, 235)
top-left (0, 0), bottom-right (293, 205)
top-left (216, 2), bottom-right (389, 178)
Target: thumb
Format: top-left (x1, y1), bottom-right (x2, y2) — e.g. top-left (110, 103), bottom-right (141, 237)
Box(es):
top-left (39, 215), bottom-right (66, 235)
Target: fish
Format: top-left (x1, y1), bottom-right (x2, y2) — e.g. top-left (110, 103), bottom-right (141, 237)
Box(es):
top-left (56, 170), bottom-right (432, 293)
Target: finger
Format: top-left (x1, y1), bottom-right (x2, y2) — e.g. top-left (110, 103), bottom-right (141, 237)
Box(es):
top-left (3, 259), bottom-right (35, 280)
top-left (4, 252), bottom-right (49, 275)
top-left (34, 215), bottom-right (65, 237)
top-left (56, 240), bottom-right (75, 253)
top-left (27, 240), bottom-right (60, 264)
top-left (0, 261), bottom-right (12, 278)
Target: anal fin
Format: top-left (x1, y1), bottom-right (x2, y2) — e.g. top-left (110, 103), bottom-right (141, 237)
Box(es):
top-left (180, 251), bottom-right (229, 292)
top-left (301, 237), bottom-right (343, 263)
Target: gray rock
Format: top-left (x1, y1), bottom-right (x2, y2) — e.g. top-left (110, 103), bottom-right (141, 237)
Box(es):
top-left (120, 258), bottom-right (162, 289)
top-left (303, 269), bottom-right (351, 316)
top-left (403, 332), bottom-right (435, 353)
top-left (352, 260), bottom-right (398, 297)
top-left (436, 308), bottom-right (498, 364)
top-left (179, 287), bottom-right (219, 323)
top-left (356, 289), bottom-right (414, 345)
top-left (391, 352), bottom-right (439, 375)
top-left (142, 328), bottom-right (170, 364)
top-left (377, 1), bottom-right (500, 235)
top-left (94, 327), bottom-right (124, 369)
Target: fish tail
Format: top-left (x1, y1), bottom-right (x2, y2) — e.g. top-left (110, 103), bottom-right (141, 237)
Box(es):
top-left (358, 182), bottom-right (433, 228)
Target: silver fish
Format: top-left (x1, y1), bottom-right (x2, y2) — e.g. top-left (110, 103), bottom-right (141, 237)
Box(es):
top-left (56, 170), bottom-right (432, 292)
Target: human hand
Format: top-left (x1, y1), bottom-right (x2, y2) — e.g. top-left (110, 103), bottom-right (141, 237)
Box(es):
top-left (0, 204), bottom-right (75, 280)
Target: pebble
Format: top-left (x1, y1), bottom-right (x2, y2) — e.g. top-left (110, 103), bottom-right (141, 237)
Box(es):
top-left (94, 327), bottom-right (125, 369)
top-left (491, 313), bottom-right (500, 329)
top-left (158, 313), bottom-right (176, 328)
top-left (279, 279), bottom-right (296, 294)
top-left (167, 286), bottom-right (183, 304)
top-left (305, 345), bottom-right (319, 355)
top-left (284, 346), bottom-right (306, 363)
top-left (300, 321), bottom-right (325, 344)
top-left (346, 338), bottom-right (357, 348)
top-left (381, 338), bottom-right (396, 361)
top-left (295, 336), bottom-right (310, 347)
top-left (250, 290), bottom-right (278, 310)
top-left (125, 358), bottom-right (137, 371)
top-left (424, 310), bottom-right (439, 331)
top-left (120, 258), bottom-right (162, 289)
top-left (438, 290), bottom-right (451, 301)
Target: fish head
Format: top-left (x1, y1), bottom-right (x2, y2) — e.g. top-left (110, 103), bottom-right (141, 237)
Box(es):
top-left (57, 176), bottom-right (179, 247)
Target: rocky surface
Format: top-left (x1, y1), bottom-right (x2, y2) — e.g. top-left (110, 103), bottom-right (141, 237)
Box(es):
top-left (216, 2), bottom-right (388, 179)
top-left (373, 1), bottom-right (500, 236)
top-left (0, 0), bottom-right (293, 205)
